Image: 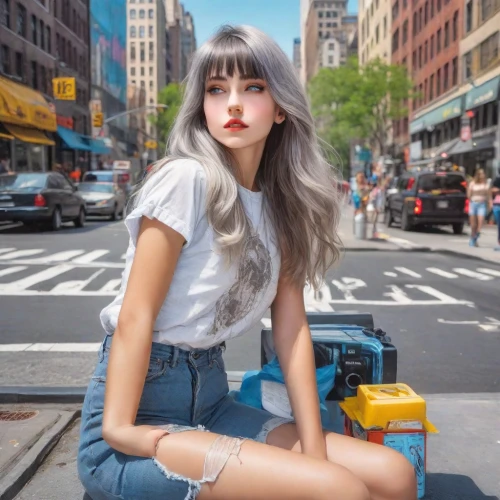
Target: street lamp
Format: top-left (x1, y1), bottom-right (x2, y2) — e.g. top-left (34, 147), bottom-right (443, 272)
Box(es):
top-left (104, 104), bottom-right (168, 124)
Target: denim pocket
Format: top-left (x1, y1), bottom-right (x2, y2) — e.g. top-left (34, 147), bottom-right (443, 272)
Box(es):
top-left (92, 353), bottom-right (168, 383)
top-left (211, 354), bottom-right (226, 374)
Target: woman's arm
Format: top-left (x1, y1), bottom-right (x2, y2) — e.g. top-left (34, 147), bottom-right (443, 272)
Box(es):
top-left (101, 217), bottom-right (185, 458)
top-left (270, 276), bottom-right (327, 460)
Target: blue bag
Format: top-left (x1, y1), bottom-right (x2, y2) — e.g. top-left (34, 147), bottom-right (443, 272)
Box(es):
top-left (234, 355), bottom-right (337, 429)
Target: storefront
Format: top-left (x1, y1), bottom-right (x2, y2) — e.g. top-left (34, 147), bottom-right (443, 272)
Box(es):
top-left (0, 76), bottom-right (57, 172)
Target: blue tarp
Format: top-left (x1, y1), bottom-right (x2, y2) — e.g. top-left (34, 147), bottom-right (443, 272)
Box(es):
top-left (57, 126), bottom-right (92, 151)
top-left (88, 138), bottom-right (110, 155)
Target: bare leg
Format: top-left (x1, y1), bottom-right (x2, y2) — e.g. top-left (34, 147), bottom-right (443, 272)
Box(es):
top-left (476, 215), bottom-right (485, 239)
top-left (469, 214), bottom-right (477, 240)
top-left (154, 430), bottom-right (370, 500)
top-left (268, 423), bottom-right (417, 500)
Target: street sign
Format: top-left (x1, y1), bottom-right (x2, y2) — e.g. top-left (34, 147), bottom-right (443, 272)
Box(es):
top-left (92, 112), bottom-right (104, 128)
top-left (460, 114), bottom-right (471, 142)
top-left (52, 77), bottom-right (76, 100)
top-left (144, 140), bottom-right (158, 149)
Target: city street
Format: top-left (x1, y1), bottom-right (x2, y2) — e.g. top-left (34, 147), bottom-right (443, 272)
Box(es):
top-left (1, 215), bottom-right (499, 396)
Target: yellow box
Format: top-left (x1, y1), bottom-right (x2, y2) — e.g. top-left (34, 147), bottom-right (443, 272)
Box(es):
top-left (339, 383), bottom-right (438, 433)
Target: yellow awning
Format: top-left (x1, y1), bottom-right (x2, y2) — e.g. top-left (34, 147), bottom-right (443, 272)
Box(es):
top-left (4, 124), bottom-right (55, 146)
top-left (0, 76), bottom-right (57, 132)
top-left (0, 132), bottom-right (14, 140)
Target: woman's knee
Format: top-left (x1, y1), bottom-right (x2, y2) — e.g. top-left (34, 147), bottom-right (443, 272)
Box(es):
top-left (375, 448), bottom-right (418, 499)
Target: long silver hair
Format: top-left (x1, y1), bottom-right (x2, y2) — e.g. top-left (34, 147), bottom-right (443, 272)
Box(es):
top-left (137, 25), bottom-right (342, 290)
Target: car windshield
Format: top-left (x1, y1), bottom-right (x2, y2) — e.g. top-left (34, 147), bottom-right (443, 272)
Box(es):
top-left (417, 174), bottom-right (466, 194)
top-left (84, 172), bottom-right (114, 182)
top-left (0, 173), bottom-right (47, 191)
top-left (78, 183), bottom-right (114, 193)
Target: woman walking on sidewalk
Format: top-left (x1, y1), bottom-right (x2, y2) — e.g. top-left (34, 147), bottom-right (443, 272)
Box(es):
top-left (77, 25), bottom-right (417, 500)
top-left (467, 168), bottom-right (492, 247)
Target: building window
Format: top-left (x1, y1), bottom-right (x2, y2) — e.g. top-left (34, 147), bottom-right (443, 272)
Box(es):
top-left (463, 51), bottom-right (472, 80)
top-left (328, 55), bottom-right (333, 64)
top-left (31, 14), bottom-right (37, 45)
top-left (429, 74), bottom-right (434, 100)
top-left (392, 28), bottom-right (399, 53)
top-left (140, 42), bottom-right (145, 62)
top-left (0, 45), bottom-right (10, 74)
top-left (412, 49), bottom-right (417, 68)
top-left (424, 40), bottom-right (428, 63)
top-left (452, 56), bottom-right (458, 85)
top-left (149, 80), bottom-right (153, 90)
top-left (131, 67), bottom-right (135, 76)
top-left (148, 8), bottom-right (153, 18)
top-left (16, 3), bottom-right (26, 37)
top-left (424, 1), bottom-right (429, 24)
top-left (430, 0), bottom-right (435, 17)
top-left (149, 41), bottom-right (154, 61)
top-left (424, 79), bottom-right (428, 104)
top-left (436, 28), bottom-right (441, 53)
top-left (15, 51), bottom-right (23, 78)
top-left (437, 0), bottom-right (441, 12)
top-left (402, 20), bottom-right (408, 44)
top-left (418, 45), bottom-right (422, 67)
top-left (139, 9), bottom-right (145, 19)
top-left (436, 67), bottom-right (441, 94)
top-left (481, 0), bottom-right (500, 22)
top-left (130, 42), bottom-right (136, 61)
top-left (443, 62), bottom-right (449, 90)
top-left (444, 21), bottom-right (449, 48)
top-left (430, 34), bottom-right (434, 58)
top-left (480, 31), bottom-right (499, 70)
top-left (39, 20), bottom-right (45, 50)
top-left (149, 66), bottom-right (153, 76)
top-left (148, 25), bottom-right (153, 37)
top-left (465, 1), bottom-right (472, 33)
top-left (383, 15), bottom-right (387, 38)
top-left (130, 9), bottom-right (136, 19)
top-left (46, 26), bottom-right (51, 54)
top-left (392, 0), bottom-right (399, 21)
top-left (140, 66), bottom-right (144, 76)
top-left (0, 0), bottom-right (10, 29)
top-left (140, 80), bottom-right (145, 88)
top-left (130, 26), bottom-right (136, 37)
top-left (413, 11), bottom-right (418, 34)
top-left (31, 61), bottom-right (37, 89)
top-left (139, 26), bottom-right (145, 38)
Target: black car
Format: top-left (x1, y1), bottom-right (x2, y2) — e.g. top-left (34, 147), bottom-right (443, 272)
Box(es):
top-left (0, 172), bottom-right (86, 231)
top-left (384, 169), bottom-right (468, 234)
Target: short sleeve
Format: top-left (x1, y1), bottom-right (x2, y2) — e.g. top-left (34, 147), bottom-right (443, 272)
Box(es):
top-left (124, 158), bottom-right (206, 246)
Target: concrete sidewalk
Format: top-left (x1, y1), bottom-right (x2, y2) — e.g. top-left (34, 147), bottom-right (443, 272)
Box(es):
top-left (1, 389), bottom-right (499, 500)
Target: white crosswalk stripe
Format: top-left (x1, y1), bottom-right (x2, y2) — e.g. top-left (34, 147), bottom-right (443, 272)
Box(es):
top-left (426, 268), bottom-right (459, 279)
top-left (73, 250), bottom-right (110, 264)
top-left (452, 268), bottom-right (494, 281)
top-left (477, 268), bottom-right (500, 278)
top-left (394, 267), bottom-right (422, 278)
top-left (0, 249), bottom-right (45, 260)
top-left (0, 266), bottom-right (27, 278)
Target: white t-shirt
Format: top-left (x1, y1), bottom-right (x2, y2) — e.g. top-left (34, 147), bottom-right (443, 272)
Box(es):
top-left (100, 158), bottom-right (280, 350)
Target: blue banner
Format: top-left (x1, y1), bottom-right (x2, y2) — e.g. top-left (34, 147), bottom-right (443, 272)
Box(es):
top-left (90, 0), bottom-right (127, 105)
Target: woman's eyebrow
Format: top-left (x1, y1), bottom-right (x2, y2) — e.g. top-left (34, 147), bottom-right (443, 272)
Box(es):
top-left (206, 75), bottom-right (263, 82)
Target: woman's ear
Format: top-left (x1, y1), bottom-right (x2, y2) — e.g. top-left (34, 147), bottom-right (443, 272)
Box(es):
top-left (275, 108), bottom-right (286, 124)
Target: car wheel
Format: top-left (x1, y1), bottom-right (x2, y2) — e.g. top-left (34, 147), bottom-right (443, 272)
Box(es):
top-left (452, 222), bottom-right (464, 235)
top-left (384, 207), bottom-right (394, 227)
top-left (74, 207), bottom-right (86, 228)
top-left (110, 204), bottom-right (119, 221)
top-left (50, 207), bottom-right (62, 231)
top-left (401, 207), bottom-right (413, 231)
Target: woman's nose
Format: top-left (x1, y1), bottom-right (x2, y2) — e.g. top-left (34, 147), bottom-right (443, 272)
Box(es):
top-left (227, 92), bottom-right (243, 115)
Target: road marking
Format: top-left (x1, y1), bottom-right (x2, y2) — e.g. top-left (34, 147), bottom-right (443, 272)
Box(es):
top-left (426, 267), bottom-right (458, 279)
top-left (72, 250), bottom-right (110, 264)
top-left (394, 267), bottom-right (422, 278)
top-left (406, 285), bottom-right (466, 304)
top-left (99, 279), bottom-right (122, 293)
top-left (384, 285), bottom-right (412, 303)
top-left (453, 268), bottom-right (494, 281)
top-left (0, 343), bottom-right (102, 352)
top-left (25, 250), bottom-right (87, 264)
top-left (0, 249), bottom-right (45, 260)
top-left (331, 277), bottom-right (367, 301)
top-left (0, 248), bottom-right (16, 255)
top-left (438, 319), bottom-right (479, 325)
top-left (0, 266), bottom-right (27, 278)
top-left (385, 236), bottom-right (422, 249)
top-left (477, 268), bottom-right (500, 278)
top-left (384, 271), bottom-right (398, 277)
top-left (51, 269), bottom-right (105, 293)
top-left (0, 264), bottom-right (75, 291)
top-left (303, 282), bottom-right (335, 311)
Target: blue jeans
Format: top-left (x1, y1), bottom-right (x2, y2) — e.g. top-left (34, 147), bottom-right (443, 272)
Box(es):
top-left (468, 201), bottom-right (487, 217)
top-left (77, 334), bottom-right (293, 500)
top-left (493, 205), bottom-right (500, 243)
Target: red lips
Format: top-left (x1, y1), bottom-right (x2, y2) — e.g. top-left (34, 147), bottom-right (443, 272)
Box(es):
top-left (224, 118), bottom-right (248, 128)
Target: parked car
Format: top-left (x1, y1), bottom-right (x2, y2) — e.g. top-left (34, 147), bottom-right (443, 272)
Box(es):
top-left (77, 182), bottom-right (126, 220)
top-left (0, 172), bottom-right (86, 230)
top-left (384, 168), bottom-right (468, 234)
top-left (82, 164), bottom-right (133, 198)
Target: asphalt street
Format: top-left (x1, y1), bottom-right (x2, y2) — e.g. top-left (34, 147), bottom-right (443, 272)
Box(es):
top-left (1, 217), bottom-right (499, 395)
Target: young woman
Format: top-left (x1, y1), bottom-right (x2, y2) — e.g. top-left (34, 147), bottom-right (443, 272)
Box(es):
top-left (78, 25), bottom-right (417, 500)
top-left (492, 173), bottom-right (500, 251)
top-left (467, 168), bottom-right (491, 246)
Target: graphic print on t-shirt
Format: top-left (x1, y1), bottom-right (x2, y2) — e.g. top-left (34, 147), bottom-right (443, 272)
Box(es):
top-left (208, 232), bottom-right (272, 336)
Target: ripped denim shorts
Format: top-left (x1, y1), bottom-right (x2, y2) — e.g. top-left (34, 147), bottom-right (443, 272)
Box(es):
top-left (77, 334), bottom-right (293, 500)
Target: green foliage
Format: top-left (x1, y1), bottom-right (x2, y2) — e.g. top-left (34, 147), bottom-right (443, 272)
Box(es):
top-left (308, 56), bottom-right (414, 159)
top-left (150, 83), bottom-right (184, 151)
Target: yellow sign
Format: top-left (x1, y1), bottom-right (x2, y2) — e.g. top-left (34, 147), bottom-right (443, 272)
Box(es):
top-left (145, 140), bottom-right (158, 149)
top-left (53, 77), bottom-right (76, 101)
top-left (92, 112), bottom-right (104, 128)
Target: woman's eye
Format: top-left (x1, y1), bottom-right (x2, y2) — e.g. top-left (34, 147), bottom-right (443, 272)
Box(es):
top-left (247, 85), bottom-right (264, 92)
top-left (207, 87), bottom-right (223, 95)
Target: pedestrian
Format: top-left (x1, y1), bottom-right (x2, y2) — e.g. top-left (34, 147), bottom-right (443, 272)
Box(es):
top-left (492, 173), bottom-right (500, 251)
top-left (368, 177), bottom-right (384, 239)
top-left (467, 168), bottom-right (491, 247)
top-left (0, 155), bottom-right (12, 175)
top-left (77, 25), bottom-right (416, 500)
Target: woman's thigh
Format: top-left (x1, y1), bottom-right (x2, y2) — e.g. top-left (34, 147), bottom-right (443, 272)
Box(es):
top-left (155, 429), bottom-right (370, 500)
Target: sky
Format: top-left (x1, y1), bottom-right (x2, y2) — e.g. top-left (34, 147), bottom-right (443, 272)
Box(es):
top-left (181, 0), bottom-right (358, 61)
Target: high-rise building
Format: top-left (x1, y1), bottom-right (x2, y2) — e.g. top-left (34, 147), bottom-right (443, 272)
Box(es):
top-left (126, 0), bottom-right (167, 154)
top-left (358, 0), bottom-right (392, 64)
top-left (293, 38), bottom-right (302, 72)
top-left (90, 0), bottom-right (128, 159)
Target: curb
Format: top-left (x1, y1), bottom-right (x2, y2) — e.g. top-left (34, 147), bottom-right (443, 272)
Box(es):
top-left (0, 387), bottom-right (87, 404)
top-left (429, 247), bottom-right (500, 265)
top-left (0, 410), bottom-right (80, 500)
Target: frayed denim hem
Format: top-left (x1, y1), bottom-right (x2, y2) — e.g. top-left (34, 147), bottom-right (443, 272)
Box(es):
top-left (254, 416), bottom-right (294, 444)
top-left (152, 458), bottom-right (202, 500)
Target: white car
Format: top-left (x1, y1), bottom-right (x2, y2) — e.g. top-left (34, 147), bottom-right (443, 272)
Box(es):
top-left (77, 182), bottom-right (126, 220)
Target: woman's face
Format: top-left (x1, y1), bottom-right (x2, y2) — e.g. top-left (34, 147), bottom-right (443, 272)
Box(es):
top-left (203, 71), bottom-right (285, 152)
top-left (478, 171), bottom-right (486, 182)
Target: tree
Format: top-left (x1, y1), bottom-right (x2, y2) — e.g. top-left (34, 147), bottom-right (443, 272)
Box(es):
top-left (150, 83), bottom-right (184, 151)
top-left (309, 56), bottom-right (414, 160)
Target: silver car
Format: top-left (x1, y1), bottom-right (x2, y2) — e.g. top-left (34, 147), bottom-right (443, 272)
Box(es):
top-left (77, 182), bottom-right (126, 220)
